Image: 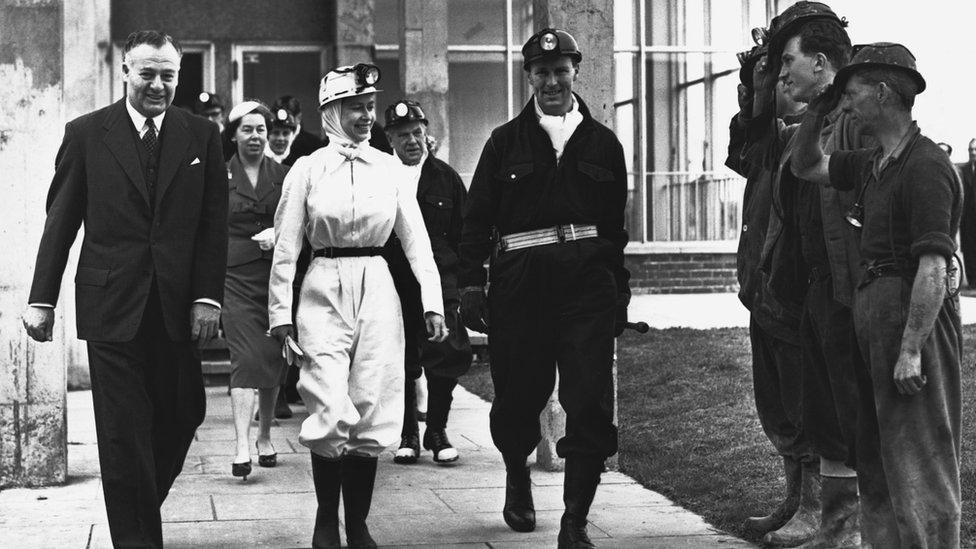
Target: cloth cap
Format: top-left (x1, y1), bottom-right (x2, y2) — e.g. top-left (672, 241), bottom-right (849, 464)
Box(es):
top-left (384, 100), bottom-right (428, 129)
top-left (522, 28), bottom-right (582, 69)
top-left (318, 64), bottom-right (382, 109)
top-left (194, 91), bottom-right (224, 114)
top-left (834, 42), bottom-right (926, 94)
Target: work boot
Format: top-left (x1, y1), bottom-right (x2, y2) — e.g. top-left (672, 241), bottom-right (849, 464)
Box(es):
top-left (310, 453), bottom-right (341, 549)
top-left (796, 476), bottom-right (860, 549)
top-left (423, 428), bottom-right (460, 463)
top-left (743, 456), bottom-right (801, 535)
top-left (557, 455), bottom-right (604, 548)
top-left (502, 453), bottom-right (535, 532)
top-left (763, 460), bottom-right (822, 547)
top-left (341, 454), bottom-right (379, 549)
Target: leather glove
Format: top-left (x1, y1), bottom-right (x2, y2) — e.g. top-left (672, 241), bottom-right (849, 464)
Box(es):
top-left (270, 324), bottom-right (295, 346)
top-left (459, 286), bottom-right (489, 334)
top-left (613, 299), bottom-right (628, 338)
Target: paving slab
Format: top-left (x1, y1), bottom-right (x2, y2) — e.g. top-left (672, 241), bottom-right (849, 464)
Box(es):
top-left (5, 376), bottom-right (754, 548)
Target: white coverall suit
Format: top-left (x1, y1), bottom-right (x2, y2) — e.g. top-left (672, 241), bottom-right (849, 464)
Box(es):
top-left (268, 143), bottom-right (443, 458)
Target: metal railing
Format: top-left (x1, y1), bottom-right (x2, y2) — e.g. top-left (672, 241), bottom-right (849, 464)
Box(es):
top-left (635, 170), bottom-right (745, 242)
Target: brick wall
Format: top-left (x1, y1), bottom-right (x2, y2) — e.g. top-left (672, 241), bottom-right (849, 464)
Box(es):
top-left (625, 253), bottom-right (738, 294)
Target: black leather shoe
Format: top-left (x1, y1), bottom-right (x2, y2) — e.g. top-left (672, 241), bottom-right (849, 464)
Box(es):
top-left (394, 433), bottom-right (420, 464)
top-left (423, 428), bottom-right (459, 463)
top-left (503, 466), bottom-right (535, 532)
top-left (557, 513), bottom-right (595, 548)
top-left (231, 460), bottom-right (252, 481)
top-left (257, 441), bottom-right (277, 468)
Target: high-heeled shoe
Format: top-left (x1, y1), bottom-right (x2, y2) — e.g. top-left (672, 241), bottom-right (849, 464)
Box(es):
top-left (257, 440), bottom-right (277, 468)
top-left (232, 460), bottom-right (252, 481)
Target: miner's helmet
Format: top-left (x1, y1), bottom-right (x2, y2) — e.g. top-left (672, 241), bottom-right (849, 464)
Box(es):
top-left (766, 1), bottom-right (847, 61)
top-left (521, 28), bottom-right (582, 70)
top-left (384, 100), bottom-right (428, 129)
top-left (271, 107), bottom-right (298, 130)
top-left (318, 63), bottom-right (382, 109)
top-left (194, 91), bottom-right (224, 115)
top-left (833, 42), bottom-right (926, 95)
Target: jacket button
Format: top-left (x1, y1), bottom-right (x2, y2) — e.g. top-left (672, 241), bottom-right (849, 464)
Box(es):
top-left (509, 173), bottom-right (516, 180)
top-left (437, 201), bottom-right (443, 206)
top-left (742, 224), bottom-right (749, 233)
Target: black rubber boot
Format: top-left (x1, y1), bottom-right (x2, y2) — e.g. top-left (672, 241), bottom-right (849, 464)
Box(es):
top-left (341, 454), bottom-right (379, 549)
top-left (763, 460), bottom-right (822, 547)
top-left (502, 453), bottom-right (535, 532)
top-left (557, 455), bottom-right (603, 549)
top-left (743, 455), bottom-right (802, 535)
top-left (796, 476), bottom-right (860, 549)
top-left (310, 453), bottom-right (341, 549)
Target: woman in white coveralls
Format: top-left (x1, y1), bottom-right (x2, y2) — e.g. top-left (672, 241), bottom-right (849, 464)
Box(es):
top-left (268, 64), bottom-right (448, 549)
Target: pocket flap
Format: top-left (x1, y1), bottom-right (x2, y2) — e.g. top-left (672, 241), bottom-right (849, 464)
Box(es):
top-left (578, 161), bottom-right (615, 182)
top-left (424, 195), bottom-right (454, 209)
top-left (75, 267), bottom-right (110, 287)
top-left (496, 163), bottom-right (534, 182)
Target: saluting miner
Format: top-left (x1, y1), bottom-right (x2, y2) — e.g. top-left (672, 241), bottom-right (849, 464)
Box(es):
top-left (742, 3), bottom-right (871, 545)
top-left (458, 28), bottom-right (631, 549)
top-left (791, 42), bottom-right (963, 548)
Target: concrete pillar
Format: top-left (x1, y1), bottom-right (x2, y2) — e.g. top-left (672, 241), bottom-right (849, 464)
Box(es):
top-left (399, 0), bottom-right (450, 161)
top-left (531, 0), bottom-right (617, 472)
top-left (0, 0), bottom-right (67, 488)
top-left (335, 0), bottom-right (376, 66)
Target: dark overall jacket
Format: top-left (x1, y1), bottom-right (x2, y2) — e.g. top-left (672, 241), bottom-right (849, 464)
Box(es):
top-left (458, 95), bottom-right (630, 302)
top-left (386, 155), bottom-right (471, 379)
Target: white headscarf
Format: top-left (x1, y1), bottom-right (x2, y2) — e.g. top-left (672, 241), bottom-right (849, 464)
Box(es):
top-left (321, 99), bottom-right (370, 161)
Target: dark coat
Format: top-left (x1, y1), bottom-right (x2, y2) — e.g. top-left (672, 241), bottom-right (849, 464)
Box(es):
top-left (225, 155), bottom-right (289, 267)
top-left (28, 99), bottom-right (228, 342)
top-left (458, 95), bottom-right (631, 301)
top-left (956, 161), bottom-right (976, 282)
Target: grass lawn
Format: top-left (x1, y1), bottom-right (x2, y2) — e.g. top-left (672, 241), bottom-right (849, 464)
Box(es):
top-left (460, 326), bottom-right (976, 545)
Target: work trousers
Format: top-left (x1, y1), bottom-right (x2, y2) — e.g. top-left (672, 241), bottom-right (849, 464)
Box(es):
top-left (402, 376), bottom-right (459, 436)
top-left (487, 240), bottom-right (618, 460)
top-left (296, 256), bottom-right (405, 459)
top-left (799, 276), bottom-right (861, 465)
top-left (749, 317), bottom-right (813, 461)
top-left (86, 288), bottom-right (206, 549)
top-left (853, 277), bottom-right (961, 548)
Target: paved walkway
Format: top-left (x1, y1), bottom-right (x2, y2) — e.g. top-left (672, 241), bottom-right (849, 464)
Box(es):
top-left (6, 291), bottom-right (832, 548)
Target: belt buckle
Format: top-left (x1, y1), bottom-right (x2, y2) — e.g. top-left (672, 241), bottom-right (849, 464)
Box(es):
top-left (555, 225), bottom-right (566, 243)
top-left (325, 248), bottom-right (335, 258)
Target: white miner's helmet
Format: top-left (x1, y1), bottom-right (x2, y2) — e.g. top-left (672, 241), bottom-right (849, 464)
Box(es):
top-left (318, 63), bottom-right (382, 109)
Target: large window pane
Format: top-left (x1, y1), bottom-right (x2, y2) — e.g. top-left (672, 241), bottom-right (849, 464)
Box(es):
top-left (448, 0), bottom-right (505, 46)
top-left (644, 51), bottom-right (743, 241)
top-left (615, 0), bottom-right (639, 49)
top-left (448, 60), bottom-right (508, 183)
top-left (615, 52), bottom-right (641, 240)
top-left (373, 55), bottom-right (405, 129)
top-left (646, 0), bottom-right (706, 47)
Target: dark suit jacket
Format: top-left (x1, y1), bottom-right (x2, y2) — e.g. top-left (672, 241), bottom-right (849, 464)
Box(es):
top-left (28, 99), bottom-right (228, 342)
top-left (225, 155), bottom-right (288, 267)
top-left (284, 129), bottom-right (324, 166)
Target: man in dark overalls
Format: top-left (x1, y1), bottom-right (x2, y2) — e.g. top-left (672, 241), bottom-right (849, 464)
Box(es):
top-left (728, 46), bottom-right (813, 541)
top-left (792, 42), bottom-right (962, 548)
top-left (745, 4), bottom-right (869, 545)
top-left (383, 99), bottom-right (472, 465)
top-left (459, 28), bottom-right (630, 549)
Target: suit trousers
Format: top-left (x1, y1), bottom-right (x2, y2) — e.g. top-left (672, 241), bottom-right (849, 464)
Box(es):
top-left (487, 241), bottom-right (618, 460)
top-left (853, 277), bottom-right (961, 548)
top-left (87, 287), bottom-right (206, 549)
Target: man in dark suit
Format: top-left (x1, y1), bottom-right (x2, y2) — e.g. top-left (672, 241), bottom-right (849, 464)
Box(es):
top-left (958, 139), bottom-right (976, 286)
top-left (22, 30), bottom-right (227, 548)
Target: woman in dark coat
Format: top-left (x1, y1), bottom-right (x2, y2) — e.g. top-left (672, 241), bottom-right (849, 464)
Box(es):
top-left (221, 100), bottom-right (290, 480)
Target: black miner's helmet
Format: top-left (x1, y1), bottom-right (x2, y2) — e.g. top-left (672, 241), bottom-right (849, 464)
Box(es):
top-left (522, 28), bottom-right (582, 70)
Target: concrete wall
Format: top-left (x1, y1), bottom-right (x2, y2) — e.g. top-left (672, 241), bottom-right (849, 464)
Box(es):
top-left (0, 0), bottom-right (67, 487)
